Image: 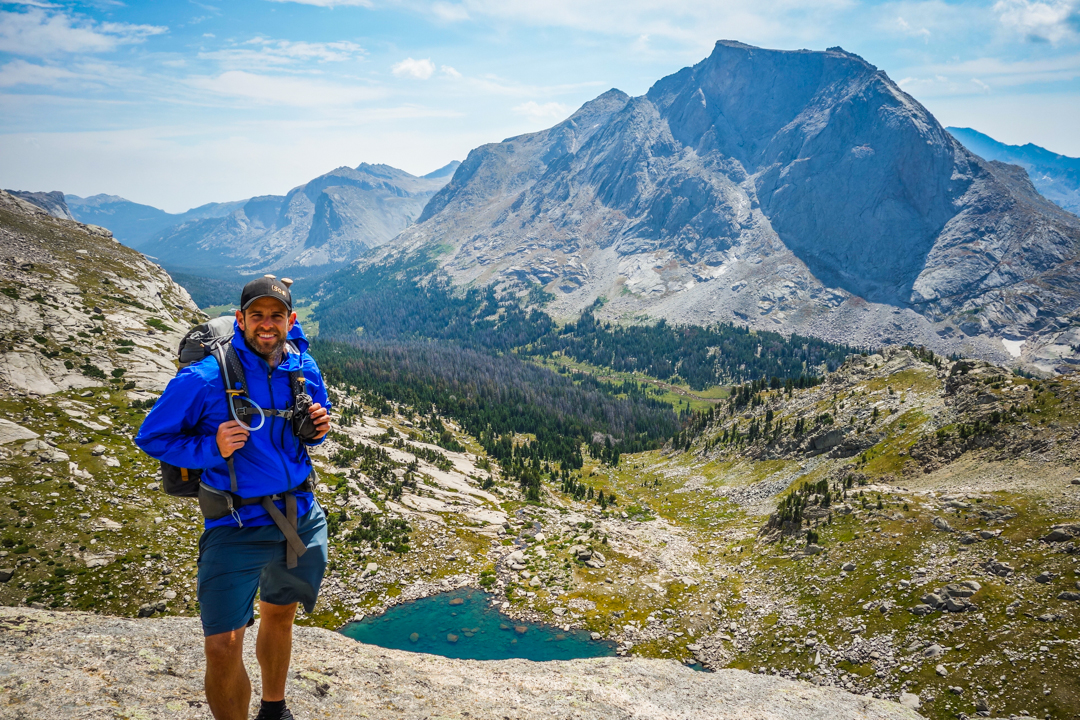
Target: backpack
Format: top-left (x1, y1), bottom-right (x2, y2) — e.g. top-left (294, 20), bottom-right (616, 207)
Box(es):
top-left (158, 316), bottom-right (316, 566)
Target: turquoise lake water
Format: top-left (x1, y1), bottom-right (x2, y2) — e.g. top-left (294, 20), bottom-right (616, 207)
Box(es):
top-left (339, 588), bottom-right (617, 661)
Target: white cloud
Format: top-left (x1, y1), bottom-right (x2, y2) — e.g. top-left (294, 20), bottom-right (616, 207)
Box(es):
top-left (186, 70), bottom-right (386, 106)
top-left (994, 0), bottom-right (1080, 44)
top-left (420, 0), bottom-right (855, 48)
top-left (512, 100), bottom-right (571, 121)
top-left (0, 59), bottom-right (80, 87)
top-left (895, 16), bottom-right (931, 42)
top-left (440, 64), bottom-right (461, 77)
top-left (199, 38), bottom-right (365, 69)
top-left (0, 7), bottom-right (166, 57)
top-left (265, 0), bottom-right (373, 6)
top-left (466, 75), bottom-right (604, 98)
top-left (897, 53), bottom-right (1080, 96)
top-left (432, 2), bottom-right (469, 21)
top-left (392, 57), bottom-right (436, 79)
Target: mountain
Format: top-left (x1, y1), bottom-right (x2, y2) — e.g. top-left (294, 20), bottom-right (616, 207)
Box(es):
top-left (388, 41), bottom-right (1080, 374)
top-left (2, 183), bottom-right (1077, 720)
top-left (0, 189), bottom-right (201, 395)
top-left (947, 127), bottom-right (1080, 216)
top-left (141, 161), bottom-right (460, 278)
top-left (5, 190), bottom-right (74, 221)
top-left (64, 194), bottom-right (244, 250)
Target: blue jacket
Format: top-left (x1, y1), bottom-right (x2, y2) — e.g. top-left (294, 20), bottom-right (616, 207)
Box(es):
top-left (136, 320), bottom-right (331, 528)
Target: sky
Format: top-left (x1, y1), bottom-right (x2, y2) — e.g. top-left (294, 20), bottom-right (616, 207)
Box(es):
top-left (1, 0), bottom-right (1078, 213)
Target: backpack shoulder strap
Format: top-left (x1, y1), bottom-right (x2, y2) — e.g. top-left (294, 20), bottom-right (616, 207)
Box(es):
top-left (223, 341), bottom-right (248, 397)
top-left (286, 341), bottom-right (307, 402)
top-left (206, 339), bottom-right (245, 494)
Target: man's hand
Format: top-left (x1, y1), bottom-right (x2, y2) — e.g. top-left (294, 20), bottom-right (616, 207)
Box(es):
top-left (308, 403), bottom-right (330, 441)
top-left (216, 420), bottom-right (250, 458)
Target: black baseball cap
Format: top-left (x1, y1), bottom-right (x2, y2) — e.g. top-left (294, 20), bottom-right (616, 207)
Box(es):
top-left (240, 275), bottom-right (293, 312)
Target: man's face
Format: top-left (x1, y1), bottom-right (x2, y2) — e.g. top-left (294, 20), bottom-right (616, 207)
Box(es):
top-left (236, 297), bottom-right (296, 360)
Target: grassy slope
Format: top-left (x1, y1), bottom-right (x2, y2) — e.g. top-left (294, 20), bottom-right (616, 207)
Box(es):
top-left (1, 227), bottom-right (1077, 720)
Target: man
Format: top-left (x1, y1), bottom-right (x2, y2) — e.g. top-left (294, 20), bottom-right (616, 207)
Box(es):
top-left (137, 276), bottom-right (332, 720)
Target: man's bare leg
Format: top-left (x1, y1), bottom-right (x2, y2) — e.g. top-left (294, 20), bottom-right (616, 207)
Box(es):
top-left (256, 601), bottom-right (298, 702)
top-left (205, 626), bottom-right (250, 720)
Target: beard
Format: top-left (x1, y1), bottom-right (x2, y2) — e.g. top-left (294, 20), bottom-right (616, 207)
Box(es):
top-left (243, 325), bottom-right (286, 361)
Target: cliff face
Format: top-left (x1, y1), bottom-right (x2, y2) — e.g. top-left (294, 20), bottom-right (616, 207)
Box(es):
top-left (5, 190), bottom-right (74, 221)
top-left (393, 42), bottom-right (1080, 373)
top-left (0, 607), bottom-right (922, 720)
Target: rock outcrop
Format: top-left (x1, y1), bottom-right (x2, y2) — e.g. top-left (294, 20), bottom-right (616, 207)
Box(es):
top-left (0, 189), bottom-right (201, 395)
top-left (5, 190), bottom-right (73, 221)
top-left (390, 41), bottom-right (1080, 372)
top-left (0, 607), bottom-right (922, 719)
top-left (141, 161), bottom-right (459, 277)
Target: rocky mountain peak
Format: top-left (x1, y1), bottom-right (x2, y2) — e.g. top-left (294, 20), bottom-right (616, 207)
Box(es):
top-left (423, 160), bottom-right (463, 179)
top-left (390, 41), bottom-right (1080, 374)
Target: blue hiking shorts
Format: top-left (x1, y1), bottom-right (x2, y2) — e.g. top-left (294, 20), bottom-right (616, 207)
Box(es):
top-left (196, 501), bottom-right (328, 637)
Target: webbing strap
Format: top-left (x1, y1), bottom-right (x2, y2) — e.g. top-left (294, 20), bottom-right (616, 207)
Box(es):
top-left (236, 407), bottom-right (295, 419)
top-left (226, 457), bottom-right (238, 493)
top-left (260, 494), bottom-right (307, 569)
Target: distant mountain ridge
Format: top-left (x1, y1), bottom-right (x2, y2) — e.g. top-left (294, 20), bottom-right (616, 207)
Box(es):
top-left (138, 161), bottom-right (459, 278)
top-left (947, 127), bottom-right (1080, 216)
top-left (65, 194), bottom-right (244, 249)
top-left (385, 41), bottom-right (1080, 374)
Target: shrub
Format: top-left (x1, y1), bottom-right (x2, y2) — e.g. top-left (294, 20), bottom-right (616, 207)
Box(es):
top-left (79, 363), bottom-right (106, 380)
top-left (146, 318), bottom-right (173, 332)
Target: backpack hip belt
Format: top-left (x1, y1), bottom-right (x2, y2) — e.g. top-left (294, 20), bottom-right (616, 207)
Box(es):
top-left (198, 469), bottom-right (315, 569)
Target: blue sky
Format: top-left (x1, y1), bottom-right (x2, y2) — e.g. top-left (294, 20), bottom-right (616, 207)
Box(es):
top-left (1, 0), bottom-right (1078, 212)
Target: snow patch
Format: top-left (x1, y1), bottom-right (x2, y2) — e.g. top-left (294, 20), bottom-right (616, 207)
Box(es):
top-left (1001, 338), bottom-right (1024, 358)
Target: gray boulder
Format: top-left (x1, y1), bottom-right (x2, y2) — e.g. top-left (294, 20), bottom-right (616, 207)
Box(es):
top-left (921, 593), bottom-right (944, 609)
top-left (1042, 525), bottom-right (1080, 543)
top-left (932, 516), bottom-right (955, 533)
top-left (944, 597), bottom-right (972, 613)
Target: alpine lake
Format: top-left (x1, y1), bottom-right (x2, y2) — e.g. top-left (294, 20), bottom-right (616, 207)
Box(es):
top-left (339, 588), bottom-right (617, 662)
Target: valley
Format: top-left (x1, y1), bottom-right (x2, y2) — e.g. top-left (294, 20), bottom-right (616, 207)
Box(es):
top-left (2, 35), bottom-right (1080, 720)
top-left (1, 186), bottom-right (1076, 719)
